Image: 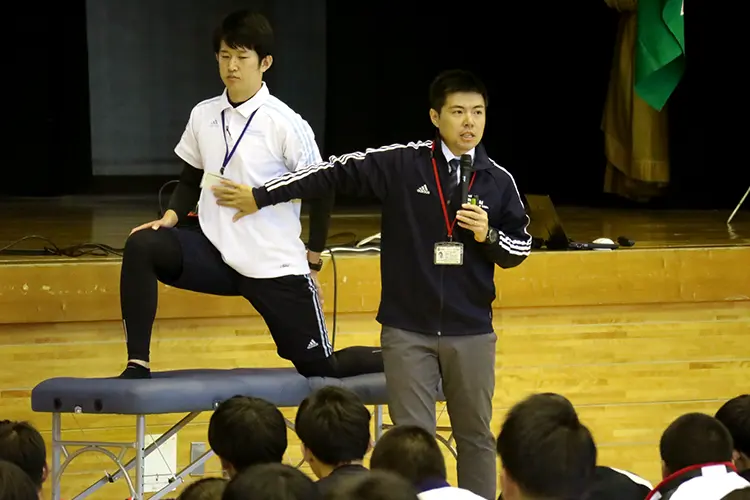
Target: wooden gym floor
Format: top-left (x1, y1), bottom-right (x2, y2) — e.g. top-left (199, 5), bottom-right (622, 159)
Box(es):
top-left (0, 195), bottom-right (748, 499)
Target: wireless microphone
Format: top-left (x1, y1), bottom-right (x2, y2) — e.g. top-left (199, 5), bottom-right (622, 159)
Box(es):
top-left (460, 154), bottom-right (473, 204)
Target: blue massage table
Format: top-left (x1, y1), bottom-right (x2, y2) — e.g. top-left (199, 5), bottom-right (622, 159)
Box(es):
top-left (31, 367), bottom-right (456, 500)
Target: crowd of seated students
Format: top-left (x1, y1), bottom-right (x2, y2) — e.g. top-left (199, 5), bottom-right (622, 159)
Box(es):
top-left (1, 392), bottom-right (748, 500)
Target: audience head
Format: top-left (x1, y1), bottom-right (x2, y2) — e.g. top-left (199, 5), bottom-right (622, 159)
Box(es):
top-left (222, 463), bottom-right (319, 500)
top-left (177, 477), bottom-right (227, 500)
top-left (0, 420), bottom-right (47, 490)
top-left (496, 393), bottom-right (597, 500)
top-left (0, 460), bottom-right (40, 500)
top-left (325, 470), bottom-right (418, 500)
top-left (295, 386), bottom-right (371, 479)
top-left (208, 395), bottom-right (287, 477)
top-left (660, 412), bottom-right (734, 477)
top-left (715, 395), bottom-right (750, 472)
top-left (369, 425), bottom-right (447, 487)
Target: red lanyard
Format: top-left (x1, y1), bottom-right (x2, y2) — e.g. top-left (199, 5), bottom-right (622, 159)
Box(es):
top-left (431, 156), bottom-right (476, 239)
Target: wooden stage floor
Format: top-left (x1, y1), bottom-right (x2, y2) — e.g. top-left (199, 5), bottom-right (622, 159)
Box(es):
top-left (0, 194), bottom-right (749, 257)
top-left (1, 194), bottom-right (748, 320)
top-left (0, 195), bottom-right (748, 498)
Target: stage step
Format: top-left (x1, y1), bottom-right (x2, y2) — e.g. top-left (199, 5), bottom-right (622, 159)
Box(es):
top-left (0, 245), bottom-right (749, 324)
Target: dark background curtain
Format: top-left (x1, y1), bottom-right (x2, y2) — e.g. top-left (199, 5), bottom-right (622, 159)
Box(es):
top-left (5, 0), bottom-right (745, 210)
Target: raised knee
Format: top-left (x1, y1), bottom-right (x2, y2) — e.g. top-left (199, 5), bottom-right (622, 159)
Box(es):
top-left (292, 357), bottom-right (336, 378)
top-left (123, 227), bottom-right (166, 259)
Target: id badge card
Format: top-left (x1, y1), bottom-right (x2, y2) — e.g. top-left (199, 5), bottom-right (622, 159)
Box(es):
top-left (434, 242), bottom-right (464, 266)
top-left (201, 171), bottom-right (225, 189)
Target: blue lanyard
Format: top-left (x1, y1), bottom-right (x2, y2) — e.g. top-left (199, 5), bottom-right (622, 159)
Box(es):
top-left (220, 107), bottom-right (260, 175)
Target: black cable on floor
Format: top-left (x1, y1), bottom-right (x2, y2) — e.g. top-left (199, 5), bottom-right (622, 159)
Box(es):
top-left (0, 235), bottom-right (123, 257)
top-left (327, 245), bottom-right (339, 349)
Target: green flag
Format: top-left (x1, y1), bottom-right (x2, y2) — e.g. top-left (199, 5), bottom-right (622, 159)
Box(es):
top-left (634, 0), bottom-right (685, 111)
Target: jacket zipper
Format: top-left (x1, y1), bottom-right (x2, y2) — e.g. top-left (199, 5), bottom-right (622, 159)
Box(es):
top-left (438, 252), bottom-right (445, 336)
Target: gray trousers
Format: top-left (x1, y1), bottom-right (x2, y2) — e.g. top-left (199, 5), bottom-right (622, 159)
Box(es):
top-left (381, 326), bottom-right (497, 500)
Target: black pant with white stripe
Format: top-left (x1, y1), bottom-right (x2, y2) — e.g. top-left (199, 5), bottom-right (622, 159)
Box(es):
top-left (119, 225), bottom-right (383, 377)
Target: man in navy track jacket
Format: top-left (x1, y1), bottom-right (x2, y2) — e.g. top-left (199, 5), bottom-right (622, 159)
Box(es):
top-left (213, 69), bottom-right (532, 499)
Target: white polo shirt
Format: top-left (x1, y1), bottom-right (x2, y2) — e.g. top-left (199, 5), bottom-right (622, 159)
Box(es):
top-left (174, 82), bottom-right (322, 279)
top-left (648, 465), bottom-right (749, 500)
top-left (418, 486), bottom-right (485, 500)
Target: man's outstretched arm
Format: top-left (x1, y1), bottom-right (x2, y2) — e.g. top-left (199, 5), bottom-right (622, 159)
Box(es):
top-left (253, 145), bottom-right (399, 209)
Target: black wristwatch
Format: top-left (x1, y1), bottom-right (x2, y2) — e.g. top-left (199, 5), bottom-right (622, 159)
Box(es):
top-left (308, 259), bottom-right (323, 272)
top-left (485, 227), bottom-right (499, 244)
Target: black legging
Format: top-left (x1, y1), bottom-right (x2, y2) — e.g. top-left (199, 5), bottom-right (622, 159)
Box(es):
top-left (120, 227), bottom-right (383, 378)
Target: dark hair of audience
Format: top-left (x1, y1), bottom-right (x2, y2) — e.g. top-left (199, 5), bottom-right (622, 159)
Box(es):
top-left (207, 395), bottom-right (287, 475)
top-left (660, 412), bottom-right (734, 475)
top-left (496, 393), bottom-right (597, 499)
top-left (0, 420), bottom-right (47, 488)
top-left (721, 487), bottom-right (750, 500)
top-left (369, 425), bottom-right (447, 486)
top-left (716, 395), bottom-right (750, 457)
top-left (222, 463), bottom-right (320, 500)
top-left (0, 460), bottom-right (40, 500)
top-left (177, 477), bottom-right (227, 500)
top-left (324, 470), bottom-right (418, 500)
top-left (295, 386), bottom-right (371, 466)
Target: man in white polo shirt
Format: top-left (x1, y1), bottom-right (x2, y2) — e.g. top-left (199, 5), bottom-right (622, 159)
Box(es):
top-left (116, 9), bottom-right (382, 379)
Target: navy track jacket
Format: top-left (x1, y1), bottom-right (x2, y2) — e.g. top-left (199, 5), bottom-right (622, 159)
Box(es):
top-left (253, 139), bottom-right (532, 337)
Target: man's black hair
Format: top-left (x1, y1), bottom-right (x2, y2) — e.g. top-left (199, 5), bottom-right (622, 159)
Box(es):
top-left (326, 470), bottom-right (418, 500)
top-left (0, 460), bottom-right (39, 500)
top-left (0, 420), bottom-right (46, 488)
top-left (716, 395), bottom-right (750, 457)
top-left (496, 393), bottom-right (597, 499)
top-left (369, 425), bottom-right (446, 486)
top-left (295, 386), bottom-right (371, 466)
top-left (207, 395), bottom-right (287, 474)
top-left (222, 463), bottom-right (320, 500)
top-left (177, 477), bottom-right (226, 500)
top-left (660, 412), bottom-right (734, 475)
top-left (429, 69), bottom-right (488, 113)
top-left (212, 10), bottom-right (273, 60)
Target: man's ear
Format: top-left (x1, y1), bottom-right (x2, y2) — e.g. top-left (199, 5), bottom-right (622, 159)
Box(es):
top-left (661, 460), bottom-right (670, 479)
top-left (260, 55), bottom-right (273, 73)
top-left (219, 457), bottom-right (236, 478)
top-left (41, 462), bottom-right (48, 483)
top-left (301, 444), bottom-right (315, 465)
top-left (499, 467), bottom-right (519, 500)
top-left (429, 108), bottom-right (440, 128)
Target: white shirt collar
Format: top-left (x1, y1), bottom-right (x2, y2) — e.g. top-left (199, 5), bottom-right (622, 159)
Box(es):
top-left (220, 81), bottom-right (269, 117)
top-left (441, 140), bottom-right (475, 165)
